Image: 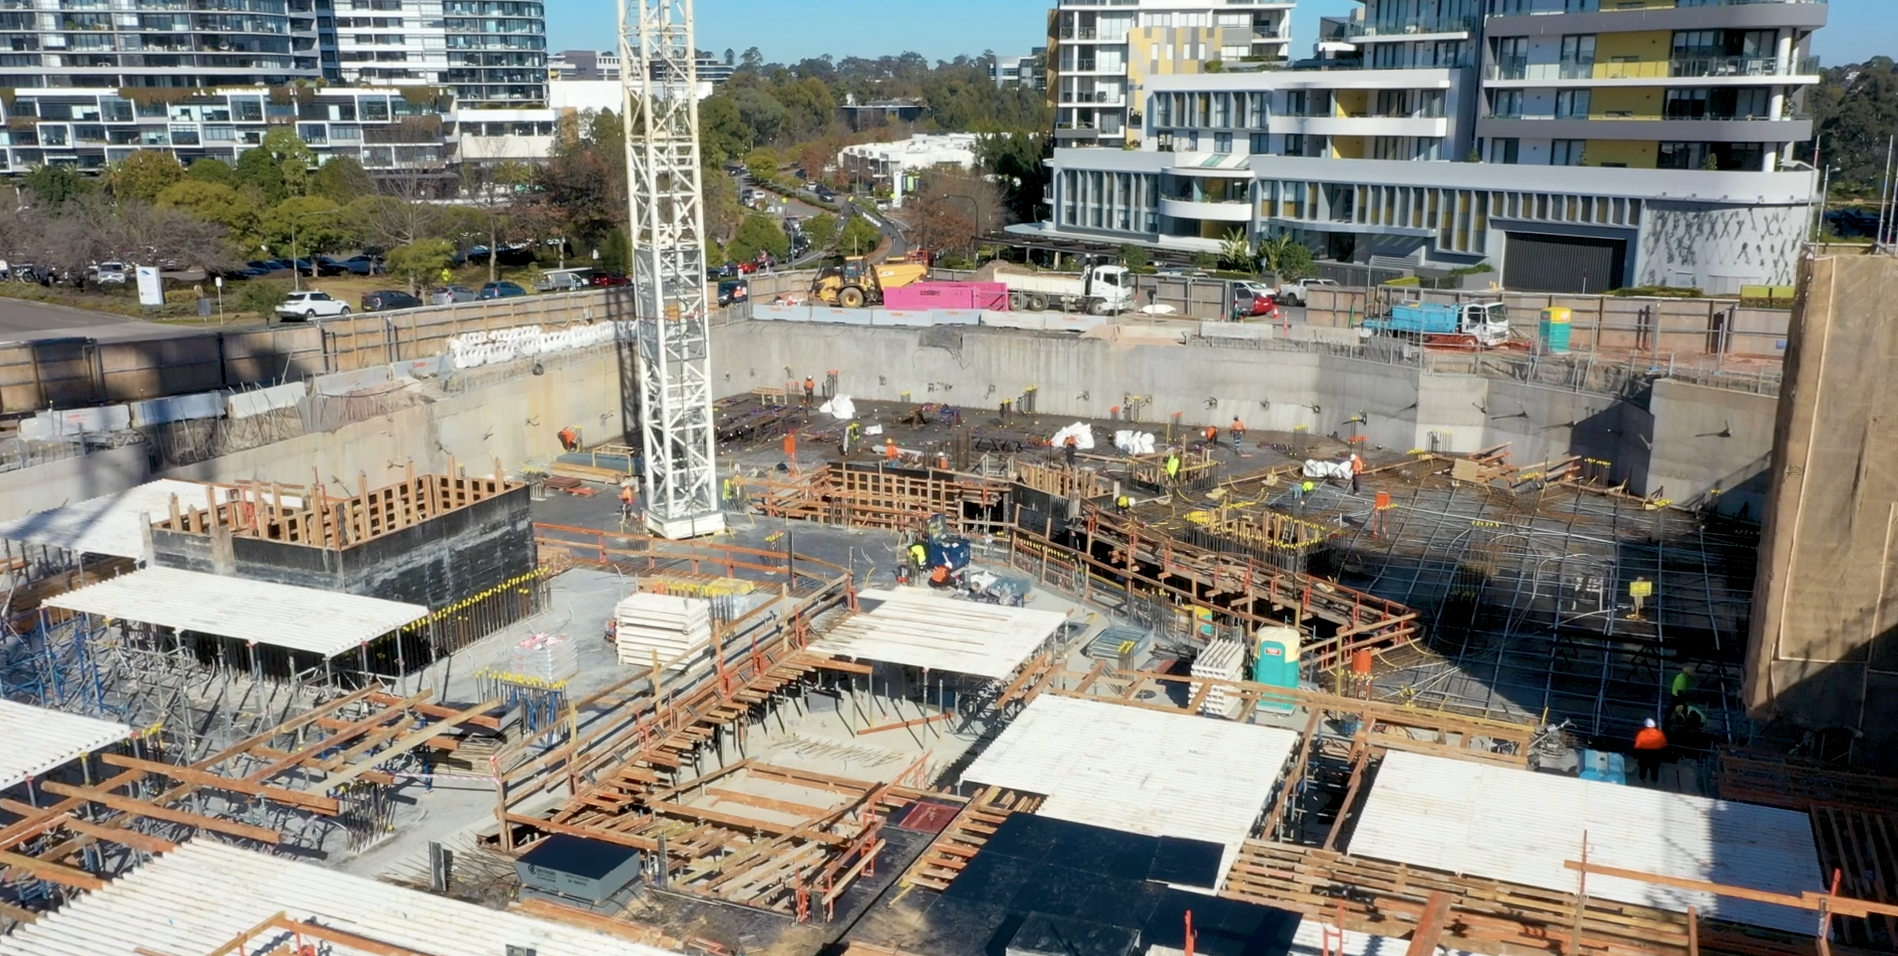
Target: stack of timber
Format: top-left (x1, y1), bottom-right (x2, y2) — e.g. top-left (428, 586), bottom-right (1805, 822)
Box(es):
top-left (615, 593), bottom-right (714, 671)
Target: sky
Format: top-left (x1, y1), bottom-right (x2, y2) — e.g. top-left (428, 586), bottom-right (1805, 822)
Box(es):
top-left (549, 0), bottom-right (1890, 69)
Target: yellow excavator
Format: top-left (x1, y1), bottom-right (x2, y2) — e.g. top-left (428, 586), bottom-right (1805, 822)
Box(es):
top-left (810, 256), bottom-right (928, 308)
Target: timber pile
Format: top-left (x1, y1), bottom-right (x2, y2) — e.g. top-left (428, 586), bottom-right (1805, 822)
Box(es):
top-left (1450, 444), bottom-right (1583, 490)
top-left (902, 786), bottom-right (1045, 892)
top-left (1717, 749), bottom-right (1898, 811)
top-left (1222, 841), bottom-right (1819, 956)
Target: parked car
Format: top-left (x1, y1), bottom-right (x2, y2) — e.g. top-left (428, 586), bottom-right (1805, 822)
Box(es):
top-left (432, 285), bottom-right (477, 305)
top-left (92, 261), bottom-right (130, 284)
top-left (466, 243), bottom-right (536, 267)
top-left (589, 272), bottom-right (632, 287)
top-left (246, 259), bottom-right (289, 272)
top-left (293, 257), bottom-right (344, 277)
top-left (708, 263), bottom-right (738, 279)
top-left (361, 289), bottom-right (423, 312)
top-left (717, 279), bottom-right (749, 307)
top-left (330, 255), bottom-right (385, 276)
top-left (1275, 276), bottom-right (1340, 307)
top-left (275, 290), bottom-right (351, 321)
top-left (479, 280), bottom-right (527, 300)
top-left (813, 185), bottom-right (838, 202)
top-left (536, 268), bottom-right (595, 292)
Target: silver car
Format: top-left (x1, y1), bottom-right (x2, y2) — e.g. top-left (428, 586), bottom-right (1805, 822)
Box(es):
top-left (432, 284), bottom-right (476, 305)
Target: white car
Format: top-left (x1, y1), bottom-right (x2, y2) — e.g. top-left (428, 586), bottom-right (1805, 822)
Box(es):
top-left (93, 261), bottom-right (129, 284)
top-left (1277, 276), bottom-right (1340, 306)
top-left (275, 290), bottom-right (351, 321)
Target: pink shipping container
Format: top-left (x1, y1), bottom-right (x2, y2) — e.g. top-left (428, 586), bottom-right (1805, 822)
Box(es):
top-left (882, 281), bottom-right (1010, 311)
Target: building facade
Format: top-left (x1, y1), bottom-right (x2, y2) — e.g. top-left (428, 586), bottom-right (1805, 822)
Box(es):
top-left (548, 49), bottom-right (734, 86)
top-left (1029, 0), bottom-right (1826, 294)
top-left (0, 85), bottom-right (453, 173)
top-left (1045, 0), bottom-right (1295, 148)
top-left (994, 49), bottom-right (1046, 90)
top-left (0, 1), bottom-right (546, 107)
top-left (838, 133), bottom-right (980, 207)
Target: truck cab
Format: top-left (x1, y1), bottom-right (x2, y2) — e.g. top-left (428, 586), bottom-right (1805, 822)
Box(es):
top-left (1082, 264), bottom-right (1134, 314)
top-left (1456, 301), bottom-right (1512, 346)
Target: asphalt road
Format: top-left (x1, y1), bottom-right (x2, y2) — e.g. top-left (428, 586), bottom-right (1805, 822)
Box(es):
top-left (0, 295), bottom-right (199, 343)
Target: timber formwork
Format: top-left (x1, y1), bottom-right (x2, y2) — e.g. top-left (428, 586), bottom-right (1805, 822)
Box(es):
top-left (746, 464), bottom-right (1010, 533)
top-left (153, 463), bottom-right (519, 549)
top-left (0, 686), bottom-right (505, 927)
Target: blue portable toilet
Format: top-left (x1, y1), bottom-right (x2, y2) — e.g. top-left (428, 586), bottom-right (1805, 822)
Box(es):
top-left (1252, 625), bottom-right (1301, 714)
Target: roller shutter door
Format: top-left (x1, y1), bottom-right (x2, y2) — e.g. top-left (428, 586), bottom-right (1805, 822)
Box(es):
top-left (1502, 233), bottom-right (1626, 294)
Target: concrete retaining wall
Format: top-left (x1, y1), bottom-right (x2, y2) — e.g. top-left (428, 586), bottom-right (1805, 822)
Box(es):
top-left (713, 321), bottom-right (1774, 508)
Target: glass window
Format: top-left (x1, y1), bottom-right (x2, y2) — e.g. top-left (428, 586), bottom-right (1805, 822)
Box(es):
top-left (1551, 139), bottom-right (1586, 166)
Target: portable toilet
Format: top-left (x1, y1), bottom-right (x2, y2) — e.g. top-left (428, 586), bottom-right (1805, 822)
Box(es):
top-left (1539, 307), bottom-right (1572, 354)
top-left (1192, 605), bottom-right (1217, 642)
top-left (1252, 625), bottom-right (1301, 714)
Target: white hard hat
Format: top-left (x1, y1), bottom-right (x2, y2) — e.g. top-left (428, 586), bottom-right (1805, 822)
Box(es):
top-left (1643, 718), bottom-right (1657, 729)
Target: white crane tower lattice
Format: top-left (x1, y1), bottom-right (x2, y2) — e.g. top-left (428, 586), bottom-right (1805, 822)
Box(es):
top-left (620, 0), bottom-right (723, 539)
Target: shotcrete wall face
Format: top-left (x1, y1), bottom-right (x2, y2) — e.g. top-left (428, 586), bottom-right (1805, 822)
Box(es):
top-left (149, 484), bottom-right (535, 609)
top-left (1747, 254), bottom-right (1898, 760)
top-left (709, 323), bottom-right (1778, 519)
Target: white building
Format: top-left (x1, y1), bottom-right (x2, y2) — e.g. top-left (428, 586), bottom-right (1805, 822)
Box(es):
top-left (1047, 0), bottom-right (1297, 148)
top-left (332, 0), bottom-right (548, 107)
top-left (838, 133), bottom-right (981, 208)
top-left (1023, 0), bottom-right (1827, 294)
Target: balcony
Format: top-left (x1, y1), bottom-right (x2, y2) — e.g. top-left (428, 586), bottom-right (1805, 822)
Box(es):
top-left (1159, 197), bottom-right (1252, 222)
top-left (1341, 15), bottom-right (1477, 40)
top-left (1488, 55), bottom-right (1821, 83)
top-left (1060, 90), bottom-right (1125, 106)
top-left (1477, 111), bottom-right (1812, 142)
top-left (1485, 0), bottom-right (1827, 36)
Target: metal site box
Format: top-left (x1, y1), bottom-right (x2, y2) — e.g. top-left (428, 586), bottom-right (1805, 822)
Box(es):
top-left (515, 834), bottom-right (643, 904)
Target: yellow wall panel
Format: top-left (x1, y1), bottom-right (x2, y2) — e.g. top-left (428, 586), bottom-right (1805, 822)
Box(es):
top-left (1585, 140), bottom-right (1658, 169)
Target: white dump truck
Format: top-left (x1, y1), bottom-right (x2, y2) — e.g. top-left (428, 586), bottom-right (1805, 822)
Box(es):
top-left (984, 263), bottom-right (1136, 315)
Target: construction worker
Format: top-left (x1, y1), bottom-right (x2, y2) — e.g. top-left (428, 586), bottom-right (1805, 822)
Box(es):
top-left (885, 438), bottom-right (900, 462)
top-left (1165, 452), bottom-right (1182, 484)
top-left (1350, 452), bottom-right (1365, 493)
top-left (1202, 424), bottom-right (1217, 449)
top-left (909, 542), bottom-right (928, 572)
top-left (1115, 493), bottom-right (1132, 514)
top-left (1633, 718), bottom-right (1668, 784)
top-left (843, 420), bottom-right (861, 455)
top-left (1231, 417), bottom-right (1247, 445)
top-left (803, 376), bottom-right (815, 406)
top-left (558, 426), bottom-right (580, 452)
top-left (1064, 433), bottom-right (1079, 466)
top-left (1671, 663), bottom-right (1696, 701)
top-left (618, 481), bottom-right (637, 522)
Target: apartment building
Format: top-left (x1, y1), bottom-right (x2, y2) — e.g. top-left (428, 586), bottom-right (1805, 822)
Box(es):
top-left (548, 49), bottom-right (735, 86)
top-left (1046, 0), bottom-right (1295, 148)
top-left (0, 86), bottom-right (454, 173)
top-left (1028, 0), bottom-right (1826, 294)
top-left (0, 1), bottom-right (545, 107)
top-left (994, 49), bottom-right (1047, 90)
top-left (0, 0), bottom-right (328, 90)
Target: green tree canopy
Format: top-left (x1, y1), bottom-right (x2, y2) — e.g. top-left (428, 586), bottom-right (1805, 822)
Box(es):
top-left (386, 238), bottom-right (456, 293)
top-left (111, 151), bottom-right (184, 204)
top-left (840, 215), bottom-right (882, 256)
top-left (260, 195), bottom-right (349, 258)
top-left (156, 181), bottom-right (260, 249)
top-left (312, 156), bottom-right (374, 203)
top-left (726, 214), bottom-right (790, 262)
top-left (24, 164), bottom-right (93, 208)
top-left (803, 213), bottom-right (839, 250)
top-left (185, 158), bottom-right (235, 185)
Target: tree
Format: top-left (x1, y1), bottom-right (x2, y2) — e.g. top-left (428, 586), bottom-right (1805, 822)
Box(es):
top-left (234, 147), bottom-right (288, 204)
top-left (463, 160), bottom-right (534, 281)
top-left (743, 146), bottom-right (781, 177)
top-left (699, 96), bottom-right (751, 165)
top-left (157, 181), bottom-right (260, 250)
top-left (976, 131), bottom-right (1052, 224)
top-left (841, 215), bottom-right (882, 256)
top-left (312, 156), bottom-right (374, 203)
top-left (186, 158), bottom-right (235, 185)
top-left (803, 213), bottom-right (839, 251)
top-left (726, 214), bottom-right (790, 263)
top-left (346, 173), bottom-right (446, 255)
top-left (24, 165), bottom-right (93, 209)
top-left (740, 46), bottom-right (764, 70)
top-left (910, 168), bottom-right (1004, 257)
top-left (261, 196), bottom-right (349, 259)
top-left (1257, 233), bottom-right (1315, 281)
top-left (260, 128), bottom-right (318, 199)
top-left (1218, 229), bottom-right (1257, 273)
top-left (386, 239), bottom-right (456, 294)
top-left (1119, 244), bottom-right (1150, 271)
top-left (1803, 58), bottom-right (1898, 196)
top-left (110, 151), bottom-right (184, 204)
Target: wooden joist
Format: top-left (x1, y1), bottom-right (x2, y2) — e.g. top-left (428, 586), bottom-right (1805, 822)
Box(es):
top-left (38, 781), bottom-right (279, 844)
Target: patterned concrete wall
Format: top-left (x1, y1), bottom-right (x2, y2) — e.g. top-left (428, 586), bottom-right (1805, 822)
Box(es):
top-left (1637, 201), bottom-right (1807, 292)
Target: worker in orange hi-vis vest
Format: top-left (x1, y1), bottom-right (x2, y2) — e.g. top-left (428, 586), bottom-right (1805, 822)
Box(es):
top-left (1633, 718), bottom-right (1668, 784)
top-left (885, 438), bottom-right (900, 462)
top-left (1350, 452), bottom-right (1365, 493)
